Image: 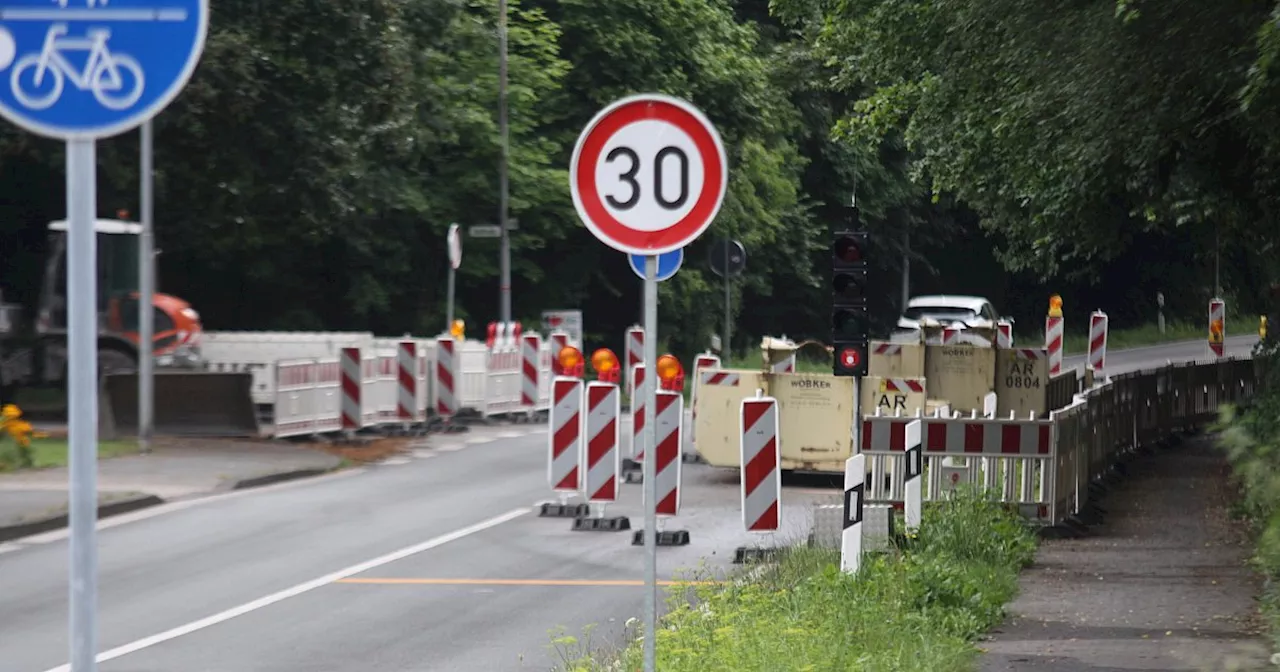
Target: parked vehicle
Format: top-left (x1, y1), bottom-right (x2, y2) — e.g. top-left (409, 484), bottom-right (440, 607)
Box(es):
top-left (896, 294), bottom-right (1006, 332)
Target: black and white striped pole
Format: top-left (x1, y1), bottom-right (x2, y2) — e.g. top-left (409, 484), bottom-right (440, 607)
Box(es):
top-left (904, 419), bottom-right (923, 533)
top-left (841, 453), bottom-right (866, 574)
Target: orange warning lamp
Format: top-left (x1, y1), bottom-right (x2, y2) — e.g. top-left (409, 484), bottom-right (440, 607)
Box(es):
top-left (591, 348), bottom-right (621, 383)
top-left (656, 354), bottom-right (684, 391)
top-left (1048, 294), bottom-right (1063, 318)
top-left (116, 209), bottom-right (130, 220)
top-left (450, 319), bottom-right (465, 340)
top-left (559, 345), bottom-right (585, 378)
top-left (1210, 319), bottom-right (1224, 343)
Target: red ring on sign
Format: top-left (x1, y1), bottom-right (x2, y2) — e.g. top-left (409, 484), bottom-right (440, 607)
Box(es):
top-left (574, 98), bottom-right (725, 254)
top-left (840, 348), bottom-right (861, 368)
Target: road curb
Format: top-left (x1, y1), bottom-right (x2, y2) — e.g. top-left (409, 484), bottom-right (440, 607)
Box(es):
top-left (0, 493), bottom-right (165, 545)
top-left (230, 467), bottom-right (334, 491)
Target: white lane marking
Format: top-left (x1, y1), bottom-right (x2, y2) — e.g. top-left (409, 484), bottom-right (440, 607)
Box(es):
top-left (18, 468), bottom-right (364, 546)
top-left (498, 431), bottom-right (523, 439)
top-left (436, 444), bottom-right (468, 452)
top-left (380, 457), bottom-right (412, 466)
top-left (465, 436), bottom-right (493, 445)
top-left (39, 506), bottom-right (531, 672)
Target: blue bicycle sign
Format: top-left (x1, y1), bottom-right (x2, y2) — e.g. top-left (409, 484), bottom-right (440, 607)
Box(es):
top-left (0, 0), bottom-right (207, 139)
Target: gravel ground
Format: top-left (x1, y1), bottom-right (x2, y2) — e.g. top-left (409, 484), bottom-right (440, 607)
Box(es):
top-left (979, 434), bottom-right (1273, 671)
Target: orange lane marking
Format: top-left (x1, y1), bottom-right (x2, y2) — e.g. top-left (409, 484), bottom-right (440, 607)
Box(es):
top-left (333, 578), bottom-right (720, 587)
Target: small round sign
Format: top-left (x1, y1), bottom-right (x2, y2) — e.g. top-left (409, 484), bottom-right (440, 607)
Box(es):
top-left (570, 93), bottom-right (728, 256)
top-left (628, 248), bottom-right (683, 282)
top-left (447, 223), bottom-right (462, 271)
top-left (839, 347), bottom-right (861, 369)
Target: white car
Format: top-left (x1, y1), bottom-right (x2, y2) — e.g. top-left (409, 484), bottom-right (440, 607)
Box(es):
top-left (897, 295), bottom-right (1004, 332)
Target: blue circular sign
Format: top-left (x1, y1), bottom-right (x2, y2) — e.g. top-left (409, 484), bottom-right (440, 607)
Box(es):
top-left (628, 248), bottom-right (684, 282)
top-left (0, 0), bottom-right (208, 140)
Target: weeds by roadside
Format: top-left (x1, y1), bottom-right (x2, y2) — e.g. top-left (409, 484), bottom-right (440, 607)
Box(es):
top-left (548, 489), bottom-right (1037, 672)
top-left (1217, 337), bottom-right (1280, 653)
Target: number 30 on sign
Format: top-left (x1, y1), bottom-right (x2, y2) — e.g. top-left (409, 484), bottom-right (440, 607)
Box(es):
top-left (570, 94), bottom-right (728, 256)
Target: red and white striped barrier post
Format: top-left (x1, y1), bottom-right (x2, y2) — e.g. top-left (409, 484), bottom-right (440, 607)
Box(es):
top-left (624, 363), bottom-right (647, 479)
top-left (624, 325), bottom-right (644, 390)
top-left (904, 419), bottom-right (922, 532)
top-left (549, 331), bottom-right (570, 376)
top-left (520, 333), bottom-right (541, 418)
top-left (735, 390), bottom-right (781, 563)
top-left (882, 378), bottom-right (925, 395)
top-left (1209, 298), bottom-right (1226, 358)
top-left (1045, 316), bottom-right (1064, 376)
top-left (340, 347), bottom-right (362, 439)
top-left (573, 380), bottom-right (631, 531)
top-left (996, 320), bottom-right (1013, 349)
top-left (689, 352), bottom-right (721, 444)
top-left (435, 336), bottom-right (458, 430)
top-left (841, 452), bottom-right (866, 574)
top-left (942, 324), bottom-right (962, 345)
top-left (1088, 310), bottom-right (1108, 376)
top-left (632, 386), bottom-right (688, 546)
top-left (397, 340), bottom-right (417, 431)
top-left (540, 376), bottom-right (588, 518)
top-left (770, 353), bottom-right (796, 373)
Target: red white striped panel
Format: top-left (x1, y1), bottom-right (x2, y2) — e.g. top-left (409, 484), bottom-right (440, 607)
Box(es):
top-left (881, 378), bottom-right (924, 394)
top-left (862, 417), bottom-right (1051, 456)
top-left (701, 371), bottom-right (739, 386)
top-left (874, 343), bottom-right (902, 356)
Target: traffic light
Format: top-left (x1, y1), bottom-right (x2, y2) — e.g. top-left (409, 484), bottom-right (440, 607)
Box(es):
top-left (832, 225), bottom-right (869, 377)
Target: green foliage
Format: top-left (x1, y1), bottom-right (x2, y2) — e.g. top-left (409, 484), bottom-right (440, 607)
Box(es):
top-left (1218, 337), bottom-right (1280, 648)
top-left (552, 489), bottom-right (1037, 671)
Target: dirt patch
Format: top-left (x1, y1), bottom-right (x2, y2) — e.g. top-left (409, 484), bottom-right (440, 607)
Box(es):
top-left (307, 437), bottom-right (413, 464)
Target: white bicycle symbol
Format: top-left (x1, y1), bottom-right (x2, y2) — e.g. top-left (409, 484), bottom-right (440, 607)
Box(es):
top-left (10, 23), bottom-right (144, 111)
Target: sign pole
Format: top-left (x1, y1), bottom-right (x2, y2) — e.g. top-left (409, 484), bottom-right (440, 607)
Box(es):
top-left (642, 255), bottom-right (658, 672)
top-left (139, 120), bottom-right (155, 455)
top-left (67, 137), bottom-right (100, 672)
top-left (497, 0), bottom-right (511, 324)
top-left (723, 242), bottom-right (731, 356)
top-left (446, 265), bottom-right (456, 331)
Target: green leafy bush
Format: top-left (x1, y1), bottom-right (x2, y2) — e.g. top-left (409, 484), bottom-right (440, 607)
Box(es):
top-left (1218, 338), bottom-right (1280, 650)
top-left (553, 489), bottom-right (1037, 672)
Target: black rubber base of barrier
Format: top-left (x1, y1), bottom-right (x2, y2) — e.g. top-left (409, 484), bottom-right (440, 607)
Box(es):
top-left (572, 516), bottom-right (631, 532)
top-left (733, 547), bottom-right (783, 564)
top-left (631, 530), bottom-right (690, 547)
top-left (623, 471), bottom-right (644, 485)
top-left (621, 458), bottom-right (641, 472)
top-left (539, 502), bottom-right (590, 519)
top-left (681, 452), bottom-right (704, 465)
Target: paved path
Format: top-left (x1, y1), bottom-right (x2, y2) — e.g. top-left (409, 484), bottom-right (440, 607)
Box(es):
top-left (1063, 335), bottom-right (1256, 377)
top-left (979, 435), bottom-right (1272, 671)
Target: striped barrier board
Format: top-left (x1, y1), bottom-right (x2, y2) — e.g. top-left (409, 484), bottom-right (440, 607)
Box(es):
top-left (583, 382), bottom-right (620, 503)
top-left (397, 341), bottom-right (417, 421)
top-left (548, 377), bottom-right (583, 493)
top-left (1045, 316), bottom-right (1064, 376)
top-left (341, 347), bottom-right (361, 431)
top-left (653, 390), bottom-right (683, 516)
top-left (435, 337), bottom-right (458, 419)
top-left (740, 394), bottom-right (780, 532)
top-left (625, 325), bottom-right (644, 390)
top-left (1089, 311), bottom-right (1108, 373)
top-left (997, 321), bottom-right (1013, 349)
top-left (521, 333), bottom-right (541, 411)
top-left (862, 416), bottom-right (1051, 456)
top-left (630, 363), bottom-right (647, 461)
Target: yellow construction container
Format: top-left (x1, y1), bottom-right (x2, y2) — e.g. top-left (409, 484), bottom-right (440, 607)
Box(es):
top-left (924, 344), bottom-right (996, 414)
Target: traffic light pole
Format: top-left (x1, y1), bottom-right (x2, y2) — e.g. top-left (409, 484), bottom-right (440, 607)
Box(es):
top-left (852, 376), bottom-right (863, 460)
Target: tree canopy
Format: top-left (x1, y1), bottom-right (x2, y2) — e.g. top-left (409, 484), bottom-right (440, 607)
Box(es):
top-left (1, 0), bottom-right (1276, 358)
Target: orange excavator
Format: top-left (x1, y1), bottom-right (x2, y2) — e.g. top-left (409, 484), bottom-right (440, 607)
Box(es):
top-left (0, 218), bottom-right (203, 387)
top-left (1, 219), bottom-right (258, 435)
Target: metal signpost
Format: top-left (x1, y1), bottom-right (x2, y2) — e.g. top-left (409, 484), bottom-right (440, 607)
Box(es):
top-left (0, 1), bottom-right (208, 669)
top-left (446, 223), bottom-right (462, 330)
top-left (570, 93), bottom-right (727, 672)
top-left (628, 248), bottom-right (683, 282)
top-left (138, 120), bottom-right (154, 455)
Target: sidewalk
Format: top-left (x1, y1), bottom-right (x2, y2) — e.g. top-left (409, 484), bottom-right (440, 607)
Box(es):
top-left (0, 437), bottom-right (346, 543)
top-left (979, 435), bottom-right (1272, 671)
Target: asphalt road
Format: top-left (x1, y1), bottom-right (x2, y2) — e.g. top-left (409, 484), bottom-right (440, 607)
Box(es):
top-left (1062, 334), bottom-right (1257, 376)
top-left (0, 336), bottom-right (1257, 672)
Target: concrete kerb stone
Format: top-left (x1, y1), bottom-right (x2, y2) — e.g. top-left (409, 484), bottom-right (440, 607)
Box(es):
top-left (0, 493), bottom-right (164, 545)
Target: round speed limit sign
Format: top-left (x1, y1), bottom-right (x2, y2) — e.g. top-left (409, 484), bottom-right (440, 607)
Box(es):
top-left (570, 94), bottom-right (728, 256)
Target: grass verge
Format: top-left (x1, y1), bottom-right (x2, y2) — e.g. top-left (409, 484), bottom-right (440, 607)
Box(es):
top-left (550, 489), bottom-right (1038, 672)
top-left (0, 437), bottom-right (138, 472)
top-left (1218, 337), bottom-right (1280, 651)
